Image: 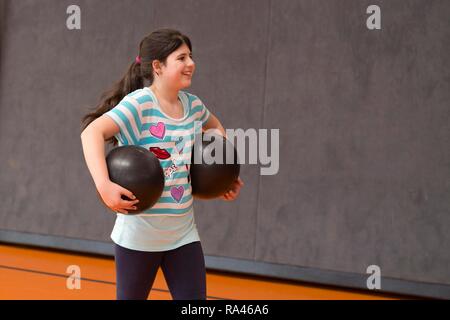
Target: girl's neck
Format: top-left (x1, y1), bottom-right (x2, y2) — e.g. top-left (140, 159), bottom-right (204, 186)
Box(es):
top-left (149, 83), bottom-right (179, 105)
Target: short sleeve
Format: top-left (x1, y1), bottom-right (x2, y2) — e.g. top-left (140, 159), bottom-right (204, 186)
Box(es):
top-left (104, 96), bottom-right (143, 145)
top-left (197, 98), bottom-right (211, 127)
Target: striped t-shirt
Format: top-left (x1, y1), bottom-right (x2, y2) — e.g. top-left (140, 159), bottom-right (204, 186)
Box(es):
top-left (104, 87), bottom-right (210, 251)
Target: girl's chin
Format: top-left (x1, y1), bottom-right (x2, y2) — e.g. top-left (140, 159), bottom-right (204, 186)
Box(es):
top-left (180, 79), bottom-right (192, 86)
top-left (178, 83), bottom-right (191, 90)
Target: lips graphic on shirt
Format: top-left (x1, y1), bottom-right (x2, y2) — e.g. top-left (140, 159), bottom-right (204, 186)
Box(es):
top-left (149, 147), bottom-right (171, 160)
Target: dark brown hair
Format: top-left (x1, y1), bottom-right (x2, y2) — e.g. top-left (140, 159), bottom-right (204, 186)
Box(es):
top-left (81, 28), bottom-right (192, 145)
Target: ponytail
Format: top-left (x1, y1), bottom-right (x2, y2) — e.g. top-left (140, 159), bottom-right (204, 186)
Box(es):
top-left (80, 60), bottom-right (143, 145)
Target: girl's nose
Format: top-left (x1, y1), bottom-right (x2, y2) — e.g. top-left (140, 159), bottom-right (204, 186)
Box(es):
top-left (187, 57), bottom-right (195, 66)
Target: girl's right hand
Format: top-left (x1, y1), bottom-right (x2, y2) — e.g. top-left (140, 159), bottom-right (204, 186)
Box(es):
top-left (96, 180), bottom-right (140, 214)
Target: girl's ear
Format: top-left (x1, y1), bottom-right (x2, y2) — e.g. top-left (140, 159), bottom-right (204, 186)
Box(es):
top-left (152, 60), bottom-right (162, 76)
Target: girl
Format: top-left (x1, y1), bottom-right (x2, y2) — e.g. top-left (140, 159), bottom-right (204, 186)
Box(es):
top-left (80, 28), bottom-right (243, 300)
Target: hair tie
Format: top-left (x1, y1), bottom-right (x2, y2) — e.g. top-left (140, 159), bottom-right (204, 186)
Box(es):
top-left (135, 56), bottom-right (142, 64)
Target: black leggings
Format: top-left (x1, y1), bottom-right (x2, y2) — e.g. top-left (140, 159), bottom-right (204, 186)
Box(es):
top-left (114, 241), bottom-right (207, 300)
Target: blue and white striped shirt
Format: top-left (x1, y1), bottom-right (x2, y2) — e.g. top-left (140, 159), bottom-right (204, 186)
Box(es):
top-left (104, 87), bottom-right (210, 251)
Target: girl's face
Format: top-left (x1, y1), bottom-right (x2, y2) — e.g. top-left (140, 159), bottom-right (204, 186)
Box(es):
top-left (158, 43), bottom-right (195, 90)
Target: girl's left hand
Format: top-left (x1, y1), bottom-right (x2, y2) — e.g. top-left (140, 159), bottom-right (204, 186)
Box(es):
top-left (221, 177), bottom-right (244, 201)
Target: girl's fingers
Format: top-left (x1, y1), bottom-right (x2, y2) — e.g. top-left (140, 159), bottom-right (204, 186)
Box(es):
top-left (122, 199), bottom-right (139, 207)
top-left (221, 182), bottom-right (243, 201)
top-left (226, 191), bottom-right (237, 200)
top-left (222, 193), bottom-right (231, 201)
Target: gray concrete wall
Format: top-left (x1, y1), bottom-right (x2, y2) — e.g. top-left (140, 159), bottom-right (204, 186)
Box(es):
top-left (0, 0), bottom-right (449, 296)
top-left (0, 0), bottom-right (5, 71)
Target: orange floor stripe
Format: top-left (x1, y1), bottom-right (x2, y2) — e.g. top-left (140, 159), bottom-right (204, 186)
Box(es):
top-left (0, 244), bottom-right (401, 300)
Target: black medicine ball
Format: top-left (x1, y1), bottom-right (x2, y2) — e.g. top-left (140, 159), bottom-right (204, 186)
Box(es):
top-left (106, 145), bottom-right (165, 213)
top-left (190, 133), bottom-right (240, 199)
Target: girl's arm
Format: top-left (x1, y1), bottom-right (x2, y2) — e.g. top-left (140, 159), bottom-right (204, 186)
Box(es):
top-left (80, 115), bottom-right (140, 214)
top-left (202, 112), bottom-right (226, 137)
top-left (80, 116), bottom-right (119, 189)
